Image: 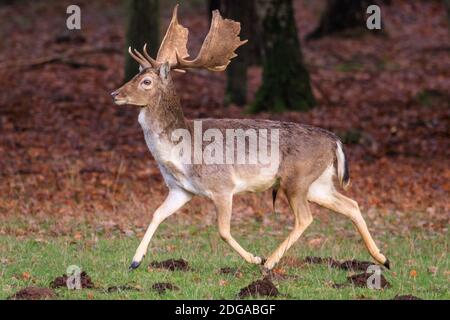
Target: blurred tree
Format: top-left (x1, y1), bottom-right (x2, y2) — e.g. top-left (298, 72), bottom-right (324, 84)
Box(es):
top-left (250, 0), bottom-right (315, 112)
top-left (306, 0), bottom-right (372, 40)
top-left (207, 0), bottom-right (262, 106)
top-left (222, 0), bottom-right (261, 106)
top-left (124, 0), bottom-right (159, 81)
top-left (0, 0), bottom-right (16, 5)
top-left (444, 0), bottom-right (450, 27)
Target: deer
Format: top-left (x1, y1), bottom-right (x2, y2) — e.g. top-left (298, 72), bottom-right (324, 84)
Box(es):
top-left (111, 5), bottom-right (389, 272)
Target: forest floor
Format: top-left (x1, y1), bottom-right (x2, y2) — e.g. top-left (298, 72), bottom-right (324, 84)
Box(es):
top-left (0, 0), bottom-right (449, 299)
top-left (1, 218), bottom-right (448, 300)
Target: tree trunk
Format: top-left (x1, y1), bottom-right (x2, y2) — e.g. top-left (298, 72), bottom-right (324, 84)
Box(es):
top-left (222, 0), bottom-right (257, 106)
top-left (306, 0), bottom-right (372, 40)
top-left (234, 0), bottom-right (262, 66)
top-left (124, 0), bottom-right (159, 82)
top-left (250, 0), bottom-right (315, 113)
top-left (207, 1), bottom-right (262, 106)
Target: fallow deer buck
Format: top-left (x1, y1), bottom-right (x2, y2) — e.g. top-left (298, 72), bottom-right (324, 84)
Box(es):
top-left (111, 5), bottom-right (389, 271)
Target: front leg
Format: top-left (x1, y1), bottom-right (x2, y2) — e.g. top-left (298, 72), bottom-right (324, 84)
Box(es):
top-left (129, 188), bottom-right (192, 270)
top-left (213, 194), bottom-right (263, 265)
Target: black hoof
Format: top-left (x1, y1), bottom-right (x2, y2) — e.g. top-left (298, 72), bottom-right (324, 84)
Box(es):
top-left (260, 257), bottom-right (267, 265)
top-left (383, 258), bottom-right (390, 270)
top-left (129, 261), bottom-right (141, 271)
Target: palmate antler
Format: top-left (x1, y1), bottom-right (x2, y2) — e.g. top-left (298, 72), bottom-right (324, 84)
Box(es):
top-left (128, 5), bottom-right (247, 73)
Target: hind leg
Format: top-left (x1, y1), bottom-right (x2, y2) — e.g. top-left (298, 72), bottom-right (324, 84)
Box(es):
top-left (310, 190), bottom-right (389, 268)
top-left (264, 190), bottom-right (313, 270)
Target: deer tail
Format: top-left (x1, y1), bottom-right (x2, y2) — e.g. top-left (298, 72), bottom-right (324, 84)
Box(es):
top-left (335, 140), bottom-right (350, 190)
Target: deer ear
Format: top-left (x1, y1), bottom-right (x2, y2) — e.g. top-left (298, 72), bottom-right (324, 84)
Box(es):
top-left (159, 62), bottom-right (170, 81)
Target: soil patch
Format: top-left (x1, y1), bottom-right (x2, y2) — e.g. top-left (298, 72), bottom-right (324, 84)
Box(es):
top-left (152, 282), bottom-right (180, 294)
top-left (8, 287), bottom-right (55, 300)
top-left (238, 277), bottom-right (279, 298)
top-left (304, 256), bottom-right (376, 271)
top-left (149, 259), bottom-right (190, 271)
top-left (339, 260), bottom-right (374, 271)
top-left (333, 272), bottom-right (391, 289)
top-left (50, 271), bottom-right (95, 289)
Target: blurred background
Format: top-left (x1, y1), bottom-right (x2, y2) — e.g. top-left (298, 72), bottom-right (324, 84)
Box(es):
top-left (0, 0), bottom-right (448, 236)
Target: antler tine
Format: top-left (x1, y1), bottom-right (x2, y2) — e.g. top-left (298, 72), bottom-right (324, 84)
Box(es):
top-left (142, 44), bottom-right (185, 73)
top-left (128, 47), bottom-right (151, 69)
top-left (142, 43), bottom-right (160, 68)
top-left (173, 10), bottom-right (247, 72)
top-left (133, 48), bottom-right (152, 66)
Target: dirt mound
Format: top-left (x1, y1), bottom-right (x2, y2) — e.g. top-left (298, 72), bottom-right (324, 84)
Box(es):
top-left (348, 272), bottom-right (391, 289)
top-left (238, 277), bottom-right (279, 298)
top-left (339, 260), bottom-right (373, 271)
top-left (50, 271), bottom-right (95, 289)
top-left (304, 256), bottom-right (376, 271)
top-left (8, 287), bottom-right (55, 300)
top-left (152, 282), bottom-right (180, 294)
top-left (149, 259), bottom-right (190, 271)
top-left (333, 272), bottom-right (391, 289)
top-left (393, 294), bottom-right (422, 300)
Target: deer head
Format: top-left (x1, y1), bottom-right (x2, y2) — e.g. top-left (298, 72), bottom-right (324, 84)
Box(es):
top-left (111, 5), bottom-right (247, 107)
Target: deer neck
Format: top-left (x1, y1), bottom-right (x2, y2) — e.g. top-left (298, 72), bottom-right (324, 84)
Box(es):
top-left (138, 88), bottom-right (187, 144)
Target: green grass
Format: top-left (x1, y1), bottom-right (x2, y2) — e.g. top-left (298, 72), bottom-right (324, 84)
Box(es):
top-left (0, 219), bottom-right (448, 300)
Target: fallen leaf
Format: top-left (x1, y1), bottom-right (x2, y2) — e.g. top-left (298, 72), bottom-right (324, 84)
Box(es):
top-left (22, 272), bottom-right (31, 280)
top-left (272, 267), bottom-right (287, 276)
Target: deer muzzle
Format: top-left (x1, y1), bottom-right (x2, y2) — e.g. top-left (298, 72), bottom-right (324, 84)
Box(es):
top-left (110, 90), bottom-right (127, 105)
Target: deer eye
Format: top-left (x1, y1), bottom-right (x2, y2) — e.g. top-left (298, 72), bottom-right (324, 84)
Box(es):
top-left (141, 79), bottom-right (152, 88)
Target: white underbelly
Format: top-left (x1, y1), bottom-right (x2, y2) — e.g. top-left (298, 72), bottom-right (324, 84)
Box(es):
top-left (232, 169), bottom-right (278, 194)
